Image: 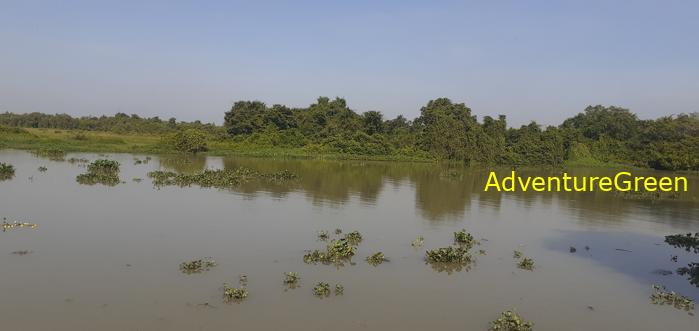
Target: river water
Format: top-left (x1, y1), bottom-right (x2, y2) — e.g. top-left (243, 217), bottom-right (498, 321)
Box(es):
top-left (1, 149), bottom-right (697, 330)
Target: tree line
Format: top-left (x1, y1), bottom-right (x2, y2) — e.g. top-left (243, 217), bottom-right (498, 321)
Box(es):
top-left (2, 97), bottom-right (697, 170)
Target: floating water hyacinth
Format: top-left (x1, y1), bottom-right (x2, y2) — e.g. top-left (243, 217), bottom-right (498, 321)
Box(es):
top-left (283, 272), bottom-right (300, 287)
top-left (343, 231), bottom-right (363, 245)
top-left (304, 238), bottom-right (358, 266)
top-left (425, 246), bottom-right (472, 263)
top-left (313, 282), bottom-right (331, 297)
top-left (179, 257), bottom-right (217, 274)
top-left (366, 252), bottom-right (388, 266)
top-left (411, 236), bottom-right (424, 247)
top-left (2, 218), bottom-right (37, 232)
top-left (317, 230), bottom-right (330, 241)
top-left (453, 229), bottom-right (475, 248)
top-left (650, 284), bottom-right (695, 312)
top-left (76, 159), bottom-right (120, 186)
top-left (148, 168), bottom-right (297, 189)
top-left (335, 284), bottom-right (344, 295)
top-left (489, 310), bottom-right (533, 331)
top-left (0, 162), bottom-right (15, 180)
top-left (223, 283), bottom-right (248, 302)
top-left (517, 257), bottom-right (535, 271)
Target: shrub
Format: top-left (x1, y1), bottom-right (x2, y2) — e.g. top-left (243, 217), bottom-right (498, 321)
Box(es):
top-left (170, 129), bottom-right (208, 153)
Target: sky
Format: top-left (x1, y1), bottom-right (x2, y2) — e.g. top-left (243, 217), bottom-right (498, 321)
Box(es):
top-left (1, 0), bottom-right (697, 127)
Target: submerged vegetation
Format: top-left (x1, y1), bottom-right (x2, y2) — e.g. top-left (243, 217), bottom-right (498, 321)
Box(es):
top-left (650, 284), bottom-right (695, 312)
top-left (489, 310), bottom-right (534, 331)
top-left (148, 168), bottom-right (296, 189)
top-left (0, 162), bottom-right (15, 180)
top-left (76, 159), bottom-right (121, 186)
top-left (179, 258), bottom-right (217, 274)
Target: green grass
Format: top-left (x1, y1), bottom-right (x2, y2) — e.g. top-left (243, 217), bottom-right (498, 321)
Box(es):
top-left (0, 127), bottom-right (435, 162)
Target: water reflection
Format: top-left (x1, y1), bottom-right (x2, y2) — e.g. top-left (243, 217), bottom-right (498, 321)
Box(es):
top-left (158, 155), bottom-right (699, 223)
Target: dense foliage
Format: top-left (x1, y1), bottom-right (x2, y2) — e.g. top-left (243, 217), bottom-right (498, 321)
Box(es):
top-left (2, 97), bottom-right (697, 170)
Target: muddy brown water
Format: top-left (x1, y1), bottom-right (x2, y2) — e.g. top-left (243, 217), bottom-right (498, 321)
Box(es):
top-left (1, 149), bottom-right (698, 330)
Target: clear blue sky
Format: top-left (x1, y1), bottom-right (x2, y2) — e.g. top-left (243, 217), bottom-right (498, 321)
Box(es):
top-left (1, 0), bottom-right (697, 126)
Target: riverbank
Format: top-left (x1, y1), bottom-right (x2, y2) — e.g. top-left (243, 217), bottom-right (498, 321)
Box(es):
top-left (0, 127), bottom-right (435, 162)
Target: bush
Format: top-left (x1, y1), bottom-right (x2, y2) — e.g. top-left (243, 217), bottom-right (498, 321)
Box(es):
top-left (170, 129), bottom-right (208, 153)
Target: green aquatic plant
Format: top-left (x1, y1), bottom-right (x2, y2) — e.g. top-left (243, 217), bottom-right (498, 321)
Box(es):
top-left (31, 148), bottom-right (66, 161)
top-left (76, 159), bottom-right (120, 186)
top-left (313, 282), bottom-right (331, 297)
top-left (366, 252), bottom-right (389, 266)
top-left (239, 274), bottom-right (248, 285)
top-left (425, 246), bottom-right (472, 264)
top-left (304, 238), bottom-right (357, 265)
top-left (37, 166), bottom-right (47, 172)
top-left (317, 230), bottom-right (330, 241)
top-left (513, 250), bottom-right (523, 259)
top-left (2, 218), bottom-right (37, 232)
top-left (334, 228), bottom-right (342, 235)
top-left (0, 162), bottom-right (15, 180)
top-left (650, 284), bottom-right (695, 312)
top-left (67, 157), bottom-right (89, 164)
top-left (478, 249), bottom-right (486, 255)
top-left (665, 233), bottom-right (699, 253)
top-left (517, 257), bottom-right (535, 271)
top-left (223, 283), bottom-right (248, 302)
top-left (11, 250), bottom-right (32, 255)
top-left (411, 235), bottom-right (424, 247)
top-left (179, 257), bottom-right (217, 274)
top-left (343, 231), bottom-right (363, 245)
top-left (335, 284), bottom-right (344, 295)
top-left (283, 272), bottom-right (300, 286)
top-left (132, 178), bottom-right (143, 182)
top-left (453, 229), bottom-right (475, 248)
top-left (489, 310), bottom-right (533, 331)
top-left (148, 168), bottom-right (297, 189)
top-left (87, 159), bottom-right (120, 174)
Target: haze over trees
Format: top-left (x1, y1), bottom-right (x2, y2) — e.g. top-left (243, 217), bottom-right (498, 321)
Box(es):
top-left (1, 97), bottom-right (697, 170)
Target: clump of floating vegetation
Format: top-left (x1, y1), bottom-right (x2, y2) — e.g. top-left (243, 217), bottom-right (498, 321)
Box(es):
top-left (650, 284), bottom-right (695, 312)
top-left (31, 148), bottom-right (66, 161)
top-left (132, 178), bottom-right (142, 183)
top-left (334, 228), bottom-right (342, 235)
top-left (317, 230), bottom-right (330, 241)
top-left (0, 162), bottom-right (15, 180)
top-left (223, 283), bottom-right (248, 302)
top-left (67, 157), bottom-right (89, 164)
top-left (11, 250), bottom-right (32, 255)
top-left (479, 249), bottom-right (487, 255)
top-left (676, 263), bottom-right (699, 287)
top-left (517, 257), bottom-right (535, 271)
top-left (489, 310), bottom-right (534, 331)
top-left (665, 233), bottom-right (699, 253)
top-left (304, 238), bottom-right (357, 266)
top-left (239, 274), bottom-right (248, 285)
top-left (335, 284), bottom-right (344, 295)
top-left (513, 250), bottom-right (523, 259)
top-left (343, 230), bottom-right (363, 245)
top-left (2, 218), bottom-right (37, 232)
top-left (179, 257), bottom-right (217, 274)
top-left (453, 229), bottom-right (475, 248)
top-left (425, 246), bottom-right (472, 264)
top-left (76, 159), bottom-right (120, 186)
top-left (148, 168), bottom-right (297, 189)
top-left (37, 166), bottom-right (47, 172)
top-left (283, 272), bottom-right (300, 288)
top-left (366, 252), bottom-right (389, 266)
top-left (411, 235), bottom-right (424, 247)
top-left (615, 189), bottom-right (680, 201)
top-left (313, 282), bottom-right (331, 297)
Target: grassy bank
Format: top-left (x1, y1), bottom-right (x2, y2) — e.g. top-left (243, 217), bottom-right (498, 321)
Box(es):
top-left (0, 127), bottom-right (434, 162)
